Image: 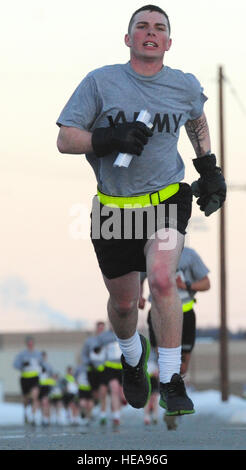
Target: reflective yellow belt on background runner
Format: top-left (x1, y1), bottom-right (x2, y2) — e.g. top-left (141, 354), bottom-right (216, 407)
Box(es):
top-left (39, 378), bottom-right (56, 386)
top-left (21, 371), bottom-right (39, 378)
top-left (104, 361), bottom-right (123, 370)
top-left (79, 384), bottom-right (92, 391)
top-left (182, 300), bottom-right (195, 313)
top-left (97, 183), bottom-right (179, 209)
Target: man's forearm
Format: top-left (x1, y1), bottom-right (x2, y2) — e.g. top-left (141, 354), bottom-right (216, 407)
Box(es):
top-left (185, 112), bottom-right (211, 157)
top-left (190, 276), bottom-right (210, 292)
top-left (57, 126), bottom-right (93, 155)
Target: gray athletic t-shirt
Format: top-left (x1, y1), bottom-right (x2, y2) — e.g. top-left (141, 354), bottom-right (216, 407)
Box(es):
top-left (57, 62), bottom-right (207, 196)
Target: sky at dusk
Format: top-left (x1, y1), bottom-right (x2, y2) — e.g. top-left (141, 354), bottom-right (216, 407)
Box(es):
top-left (1, 0), bottom-right (246, 333)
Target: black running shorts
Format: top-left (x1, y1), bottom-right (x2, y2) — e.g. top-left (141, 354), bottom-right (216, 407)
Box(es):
top-left (104, 367), bottom-right (122, 385)
top-left (90, 183), bottom-right (192, 279)
top-left (78, 389), bottom-right (93, 400)
top-left (181, 309), bottom-right (196, 354)
top-left (147, 307), bottom-right (196, 353)
top-left (39, 385), bottom-right (51, 400)
top-left (63, 392), bottom-right (77, 407)
top-left (150, 375), bottom-right (159, 393)
top-left (87, 368), bottom-right (108, 391)
top-left (20, 376), bottom-right (40, 395)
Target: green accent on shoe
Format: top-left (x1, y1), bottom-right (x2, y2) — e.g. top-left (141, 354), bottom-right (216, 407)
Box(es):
top-left (159, 374), bottom-right (195, 416)
top-left (165, 408), bottom-right (195, 416)
top-left (159, 397), bottom-right (167, 409)
top-left (159, 393), bottom-right (195, 415)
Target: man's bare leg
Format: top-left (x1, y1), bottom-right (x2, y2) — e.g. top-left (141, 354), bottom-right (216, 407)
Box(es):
top-left (30, 386), bottom-right (40, 425)
top-left (145, 228), bottom-right (184, 350)
top-left (102, 271), bottom-right (151, 408)
top-left (144, 228), bottom-right (194, 415)
top-left (103, 271), bottom-right (140, 339)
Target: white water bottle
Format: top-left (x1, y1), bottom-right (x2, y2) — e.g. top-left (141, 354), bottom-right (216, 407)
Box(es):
top-left (113, 110), bottom-right (152, 168)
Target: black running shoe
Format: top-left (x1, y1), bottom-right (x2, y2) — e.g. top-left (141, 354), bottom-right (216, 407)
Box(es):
top-left (159, 373), bottom-right (195, 416)
top-left (121, 334), bottom-right (151, 409)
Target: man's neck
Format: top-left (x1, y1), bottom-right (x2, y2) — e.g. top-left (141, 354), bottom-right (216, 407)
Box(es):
top-left (129, 57), bottom-right (164, 76)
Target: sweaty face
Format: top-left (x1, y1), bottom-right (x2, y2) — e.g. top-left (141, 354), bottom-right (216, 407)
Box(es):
top-left (125, 10), bottom-right (172, 61)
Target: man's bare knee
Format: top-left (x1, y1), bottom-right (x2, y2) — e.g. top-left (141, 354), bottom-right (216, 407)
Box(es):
top-left (149, 271), bottom-right (176, 300)
top-left (110, 298), bottom-right (137, 318)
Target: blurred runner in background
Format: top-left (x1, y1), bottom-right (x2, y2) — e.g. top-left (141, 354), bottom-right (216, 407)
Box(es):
top-left (39, 351), bottom-right (54, 426)
top-left (140, 245), bottom-right (210, 429)
top-left (13, 336), bottom-right (43, 425)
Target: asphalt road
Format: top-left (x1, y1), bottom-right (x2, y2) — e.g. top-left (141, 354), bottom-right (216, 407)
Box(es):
top-left (0, 411), bottom-right (245, 452)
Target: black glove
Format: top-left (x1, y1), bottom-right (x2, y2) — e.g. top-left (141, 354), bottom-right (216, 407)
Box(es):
top-left (23, 361), bottom-right (30, 367)
top-left (91, 121), bottom-right (153, 158)
top-left (191, 154), bottom-right (227, 216)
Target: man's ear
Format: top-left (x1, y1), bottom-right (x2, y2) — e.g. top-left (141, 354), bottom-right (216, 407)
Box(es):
top-left (166, 37), bottom-right (172, 51)
top-left (124, 33), bottom-right (131, 48)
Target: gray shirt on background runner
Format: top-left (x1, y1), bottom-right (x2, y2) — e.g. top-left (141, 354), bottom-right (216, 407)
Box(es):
top-left (13, 350), bottom-right (43, 375)
top-left (81, 335), bottom-right (107, 369)
top-left (56, 62), bottom-right (207, 196)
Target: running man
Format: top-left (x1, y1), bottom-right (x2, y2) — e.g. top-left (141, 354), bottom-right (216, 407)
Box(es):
top-left (144, 346), bottom-right (159, 425)
top-left (140, 245), bottom-right (210, 428)
top-left (13, 336), bottom-right (43, 425)
top-left (39, 351), bottom-right (54, 426)
top-left (56, 5), bottom-right (226, 417)
top-left (61, 366), bottom-right (79, 425)
top-left (90, 325), bottom-right (126, 429)
top-left (81, 322), bottom-right (108, 425)
top-left (75, 363), bottom-right (94, 426)
top-left (140, 246), bottom-right (210, 376)
top-left (49, 373), bottom-right (64, 425)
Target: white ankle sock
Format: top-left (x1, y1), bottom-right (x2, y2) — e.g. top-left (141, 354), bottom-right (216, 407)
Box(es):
top-left (112, 411), bottom-right (120, 420)
top-left (158, 346), bottom-right (182, 384)
top-left (117, 331), bottom-right (142, 367)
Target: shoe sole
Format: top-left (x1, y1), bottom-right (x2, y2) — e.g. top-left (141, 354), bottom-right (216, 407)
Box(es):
top-left (159, 397), bottom-right (195, 416)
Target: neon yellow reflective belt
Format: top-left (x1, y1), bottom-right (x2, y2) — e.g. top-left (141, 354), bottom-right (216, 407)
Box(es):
top-left (97, 183), bottom-right (179, 209)
top-left (79, 384), bottom-right (92, 391)
top-left (65, 374), bottom-right (75, 382)
top-left (182, 300), bottom-right (195, 313)
top-left (21, 371), bottom-right (39, 378)
top-left (96, 365), bottom-right (105, 372)
top-left (104, 361), bottom-right (123, 370)
top-left (39, 378), bottom-right (56, 386)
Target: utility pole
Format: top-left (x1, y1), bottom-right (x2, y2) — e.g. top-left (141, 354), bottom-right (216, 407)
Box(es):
top-left (218, 65), bottom-right (229, 401)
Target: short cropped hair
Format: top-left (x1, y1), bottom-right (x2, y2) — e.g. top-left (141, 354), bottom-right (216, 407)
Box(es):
top-left (128, 4), bottom-right (171, 35)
